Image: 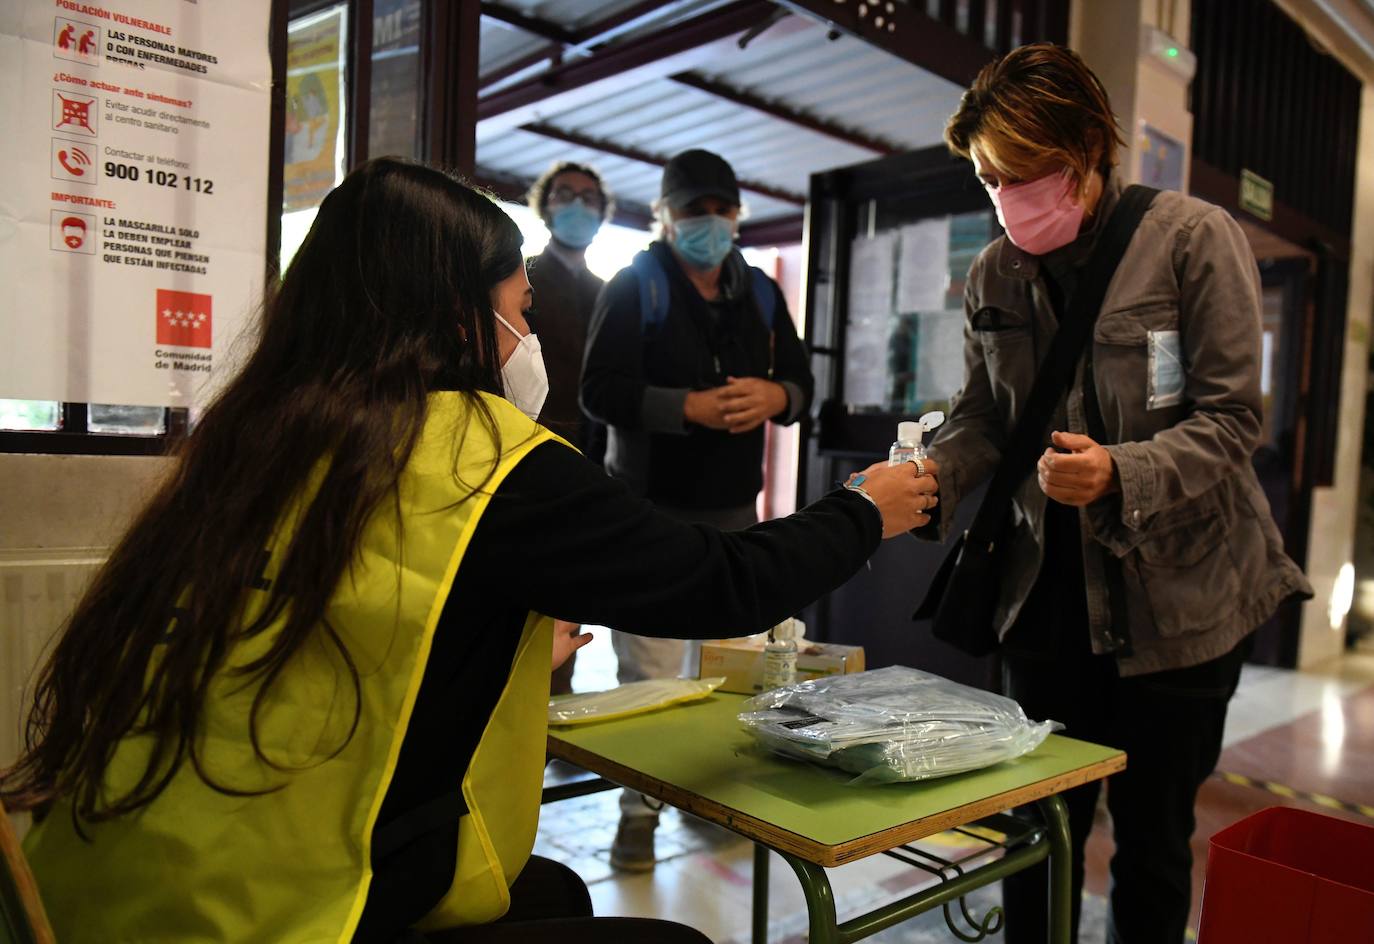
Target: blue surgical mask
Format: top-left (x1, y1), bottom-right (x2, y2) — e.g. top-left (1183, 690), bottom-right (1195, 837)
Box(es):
top-left (670, 214), bottom-right (735, 270)
top-left (548, 201), bottom-right (602, 249)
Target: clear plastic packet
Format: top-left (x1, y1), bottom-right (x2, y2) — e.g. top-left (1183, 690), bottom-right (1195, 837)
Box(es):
top-left (738, 666), bottom-right (1061, 783)
top-left (549, 677), bottom-right (726, 726)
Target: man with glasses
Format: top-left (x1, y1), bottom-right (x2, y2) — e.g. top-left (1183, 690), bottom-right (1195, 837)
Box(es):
top-left (527, 162), bottom-right (613, 698)
top-left (527, 161), bottom-right (612, 460)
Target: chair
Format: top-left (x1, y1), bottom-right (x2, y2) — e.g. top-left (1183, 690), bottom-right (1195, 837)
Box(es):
top-left (0, 800), bottom-right (54, 944)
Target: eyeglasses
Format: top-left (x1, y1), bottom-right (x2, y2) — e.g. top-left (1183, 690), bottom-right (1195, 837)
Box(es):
top-left (549, 185), bottom-right (604, 210)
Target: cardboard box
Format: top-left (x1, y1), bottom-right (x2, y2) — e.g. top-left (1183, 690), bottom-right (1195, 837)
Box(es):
top-left (699, 638), bottom-right (865, 694)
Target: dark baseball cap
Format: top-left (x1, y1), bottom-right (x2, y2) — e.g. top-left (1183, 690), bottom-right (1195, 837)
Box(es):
top-left (660, 149), bottom-right (740, 209)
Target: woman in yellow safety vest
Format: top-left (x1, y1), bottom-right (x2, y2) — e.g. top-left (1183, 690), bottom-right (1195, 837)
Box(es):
top-left (1, 158), bottom-right (938, 944)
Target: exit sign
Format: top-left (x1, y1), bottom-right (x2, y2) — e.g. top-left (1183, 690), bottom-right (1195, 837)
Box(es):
top-left (1240, 169), bottom-right (1274, 221)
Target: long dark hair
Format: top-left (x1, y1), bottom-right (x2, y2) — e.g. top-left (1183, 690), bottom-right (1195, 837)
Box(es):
top-left (1, 158), bottom-right (526, 823)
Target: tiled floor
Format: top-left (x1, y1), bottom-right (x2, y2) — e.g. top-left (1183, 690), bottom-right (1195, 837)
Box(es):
top-left (540, 633), bottom-right (1374, 942)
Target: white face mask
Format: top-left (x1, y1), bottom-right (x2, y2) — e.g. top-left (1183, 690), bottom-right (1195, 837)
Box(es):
top-left (494, 311), bottom-right (549, 421)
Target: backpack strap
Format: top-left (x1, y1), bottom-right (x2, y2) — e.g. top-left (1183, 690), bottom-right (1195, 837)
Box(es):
top-left (631, 248), bottom-right (777, 335)
top-left (630, 250), bottom-right (671, 337)
top-left (748, 265), bottom-right (776, 330)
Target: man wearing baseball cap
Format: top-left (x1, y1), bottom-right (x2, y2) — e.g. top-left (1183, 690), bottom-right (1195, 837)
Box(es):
top-left (581, 149), bottom-right (814, 871)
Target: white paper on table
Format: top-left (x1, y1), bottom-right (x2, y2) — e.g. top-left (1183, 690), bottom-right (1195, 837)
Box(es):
top-left (844, 232), bottom-right (897, 409)
top-left (896, 219), bottom-right (951, 314)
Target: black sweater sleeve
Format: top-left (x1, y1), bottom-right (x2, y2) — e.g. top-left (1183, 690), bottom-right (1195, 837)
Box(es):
top-left (467, 439), bottom-right (882, 636)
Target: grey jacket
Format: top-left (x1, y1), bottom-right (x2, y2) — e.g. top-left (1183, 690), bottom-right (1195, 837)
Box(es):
top-left (926, 173), bottom-right (1312, 675)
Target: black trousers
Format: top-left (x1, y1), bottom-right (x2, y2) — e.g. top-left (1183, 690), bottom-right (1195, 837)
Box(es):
top-left (999, 635), bottom-right (1248, 944)
top-left (419, 855), bottom-right (713, 944)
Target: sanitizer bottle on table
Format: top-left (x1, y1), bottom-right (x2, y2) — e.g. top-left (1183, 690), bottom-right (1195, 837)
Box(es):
top-left (762, 617), bottom-right (802, 690)
top-left (889, 411), bottom-right (945, 467)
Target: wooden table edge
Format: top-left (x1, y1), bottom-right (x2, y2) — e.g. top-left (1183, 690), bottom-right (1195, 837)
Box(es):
top-left (547, 734), bottom-right (1125, 868)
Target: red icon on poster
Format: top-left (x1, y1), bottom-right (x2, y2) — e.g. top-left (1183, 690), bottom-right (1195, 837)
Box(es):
top-left (58, 147), bottom-right (90, 175)
top-left (157, 290), bottom-right (214, 349)
top-left (52, 139), bottom-right (96, 185)
top-left (50, 210), bottom-right (95, 254)
top-left (53, 90), bottom-right (98, 136)
top-left (54, 18), bottom-right (100, 64)
top-left (60, 216), bottom-right (87, 249)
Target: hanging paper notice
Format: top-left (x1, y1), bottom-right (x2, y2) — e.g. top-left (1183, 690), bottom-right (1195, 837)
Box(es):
top-left (896, 219), bottom-right (950, 314)
top-left (0, 0), bottom-right (272, 407)
top-left (844, 233), bottom-right (897, 410)
top-left (914, 311), bottom-right (965, 402)
top-left (282, 7), bottom-right (344, 211)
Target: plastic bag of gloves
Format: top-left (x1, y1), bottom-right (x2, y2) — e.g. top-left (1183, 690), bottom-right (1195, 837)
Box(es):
top-left (549, 677), bottom-right (725, 726)
top-left (738, 666), bottom-right (1060, 783)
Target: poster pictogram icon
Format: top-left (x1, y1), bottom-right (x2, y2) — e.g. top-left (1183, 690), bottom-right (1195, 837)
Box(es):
top-left (51, 139), bottom-right (96, 185)
top-left (53, 89), bottom-right (98, 137)
top-left (50, 210), bottom-right (95, 254)
top-left (156, 289), bottom-right (214, 349)
top-left (54, 18), bottom-right (101, 64)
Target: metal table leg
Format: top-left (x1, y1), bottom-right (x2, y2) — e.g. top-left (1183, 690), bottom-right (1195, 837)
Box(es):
top-left (752, 843), bottom-right (769, 944)
top-left (779, 850), bottom-right (842, 944)
top-left (1037, 795), bottom-right (1073, 944)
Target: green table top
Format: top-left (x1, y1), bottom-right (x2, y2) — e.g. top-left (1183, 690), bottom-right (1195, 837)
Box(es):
top-left (548, 692), bottom-right (1125, 866)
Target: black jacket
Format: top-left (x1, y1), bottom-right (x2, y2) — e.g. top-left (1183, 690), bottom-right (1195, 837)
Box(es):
top-left (580, 242), bottom-right (813, 510)
top-left (527, 248), bottom-right (604, 459)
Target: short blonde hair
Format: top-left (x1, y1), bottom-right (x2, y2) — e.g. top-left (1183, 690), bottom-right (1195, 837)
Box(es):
top-left (944, 43), bottom-right (1125, 199)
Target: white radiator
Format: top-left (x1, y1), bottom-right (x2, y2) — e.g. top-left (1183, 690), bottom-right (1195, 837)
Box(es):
top-left (0, 550), bottom-right (104, 775)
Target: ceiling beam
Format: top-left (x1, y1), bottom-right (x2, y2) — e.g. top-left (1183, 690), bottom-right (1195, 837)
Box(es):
top-left (669, 71), bottom-right (898, 155)
top-left (479, 3), bottom-right (576, 45)
top-left (738, 213), bottom-right (804, 247)
top-left (480, 1), bottom-right (696, 92)
top-left (772, 0), bottom-right (992, 87)
top-left (478, 0), bottom-right (777, 122)
top-left (520, 122), bottom-right (807, 206)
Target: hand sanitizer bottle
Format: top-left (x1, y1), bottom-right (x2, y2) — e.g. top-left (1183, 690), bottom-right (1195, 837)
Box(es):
top-left (888, 411), bottom-right (945, 466)
top-left (889, 421), bottom-right (924, 466)
top-left (762, 618), bottom-right (799, 690)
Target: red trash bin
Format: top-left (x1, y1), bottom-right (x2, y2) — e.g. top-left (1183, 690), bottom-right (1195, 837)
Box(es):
top-left (1197, 806), bottom-right (1374, 943)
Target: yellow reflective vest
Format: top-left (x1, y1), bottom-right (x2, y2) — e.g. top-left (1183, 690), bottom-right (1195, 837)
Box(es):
top-left (26, 392), bottom-right (562, 941)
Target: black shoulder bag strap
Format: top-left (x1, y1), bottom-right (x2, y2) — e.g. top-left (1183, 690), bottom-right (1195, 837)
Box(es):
top-left (916, 185), bottom-right (1158, 656)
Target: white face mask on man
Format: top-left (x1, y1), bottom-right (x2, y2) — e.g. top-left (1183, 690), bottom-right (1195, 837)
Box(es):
top-left (494, 311), bottom-right (549, 421)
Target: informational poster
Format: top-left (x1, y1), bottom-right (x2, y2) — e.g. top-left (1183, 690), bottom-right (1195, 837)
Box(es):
top-left (0, 0), bottom-right (273, 407)
top-left (283, 6), bottom-right (343, 211)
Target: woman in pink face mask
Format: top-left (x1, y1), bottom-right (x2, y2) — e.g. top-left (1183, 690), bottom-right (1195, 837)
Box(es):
top-left (914, 43), bottom-right (1311, 944)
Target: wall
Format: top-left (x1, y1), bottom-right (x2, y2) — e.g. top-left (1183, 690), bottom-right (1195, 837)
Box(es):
top-left (1071, 0), bottom-right (1194, 191)
top-left (0, 453), bottom-right (170, 834)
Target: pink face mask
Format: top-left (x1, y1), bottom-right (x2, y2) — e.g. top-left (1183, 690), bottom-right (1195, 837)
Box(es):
top-left (987, 171), bottom-right (1085, 256)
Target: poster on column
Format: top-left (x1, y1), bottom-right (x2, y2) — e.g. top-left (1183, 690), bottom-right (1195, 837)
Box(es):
top-left (0, 0), bottom-right (273, 408)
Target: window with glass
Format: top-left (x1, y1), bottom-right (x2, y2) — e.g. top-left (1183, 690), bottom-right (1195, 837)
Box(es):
top-left (280, 4), bottom-right (350, 269)
top-left (369, 0), bottom-right (423, 160)
top-left (843, 209), bottom-right (998, 416)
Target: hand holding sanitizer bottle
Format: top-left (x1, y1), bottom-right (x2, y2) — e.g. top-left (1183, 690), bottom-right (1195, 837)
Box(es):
top-left (889, 411), bottom-right (944, 466)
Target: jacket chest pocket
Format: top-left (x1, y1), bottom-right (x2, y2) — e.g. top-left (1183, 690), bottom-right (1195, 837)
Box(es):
top-left (1093, 303), bottom-right (1187, 432)
top-left (976, 306), bottom-right (1035, 423)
